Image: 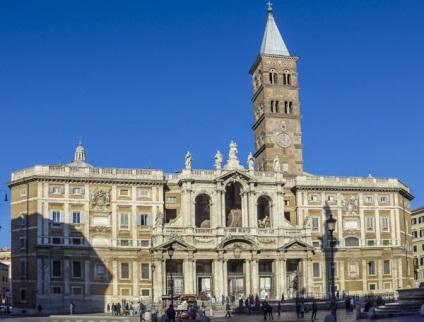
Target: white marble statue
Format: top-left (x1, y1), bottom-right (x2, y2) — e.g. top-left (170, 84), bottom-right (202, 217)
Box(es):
top-left (247, 152), bottom-right (255, 170)
top-left (273, 155), bottom-right (281, 172)
top-left (214, 150), bottom-right (223, 169)
top-left (185, 151), bottom-right (192, 169)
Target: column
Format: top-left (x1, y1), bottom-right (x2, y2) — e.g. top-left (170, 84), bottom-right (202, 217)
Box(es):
top-left (113, 260), bottom-right (118, 298)
top-left (64, 258), bottom-right (70, 295)
top-left (242, 193), bottom-right (248, 227)
top-left (155, 258), bottom-right (164, 302)
top-left (248, 190), bottom-right (256, 228)
top-left (397, 258), bottom-right (403, 288)
top-left (133, 261), bottom-right (139, 297)
top-left (339, 260), bottom-right (345, 293)
top-left (223, 260), bottom-right (228, 296)
top-left (37, 258), bottom-right (43, 294)
top-left (251, 260), bottom-right (259, 295)
top-left (307, 259), bottom-right (314, 294)
top-left (392, 256), bottom-right (398, 290)
top-left (281, 259), bottom-right (286, 298)
top-left (85, 260), bottom-right (90, 296)
top-left (245, 260), bottom-right (251, 295)
top-left (274, 259), bottom-right (281, 300)
top-left (213, 259), bottom-right (223, 299)
top-left (183, 259), bottom-right (194, 294)
top-left (362, 259), bottom-right (367, 291)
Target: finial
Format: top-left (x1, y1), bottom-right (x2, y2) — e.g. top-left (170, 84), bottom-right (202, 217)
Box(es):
top-left (267, 1), bottom-right (273, 12)
top-left (79, 139), bottom-right (82, 146)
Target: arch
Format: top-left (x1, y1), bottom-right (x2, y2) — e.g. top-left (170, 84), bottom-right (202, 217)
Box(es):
top-left (195, 194), bottom-right (211, 228)
top-left (345, 237), bottom-right (359, 247)
top-left (269, 69), bottom-right (278, 85)
top-left (225, 181), bottom-right (243, 227)
top-left (283, 70), bottom-right (291, 85)
top-left (257, 195), bottom-right (272, 228)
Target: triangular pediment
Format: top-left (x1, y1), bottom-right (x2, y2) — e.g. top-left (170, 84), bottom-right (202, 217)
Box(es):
top-left (215, 169), bottom-right (256, 183)
top-left (278, 239), bottom-right (314, 253)
top-left (152, 239), bottom-right (197, 252)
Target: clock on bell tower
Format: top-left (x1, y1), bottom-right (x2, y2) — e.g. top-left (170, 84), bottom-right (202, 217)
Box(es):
top-left (250, 6), bottom-right (303, 176)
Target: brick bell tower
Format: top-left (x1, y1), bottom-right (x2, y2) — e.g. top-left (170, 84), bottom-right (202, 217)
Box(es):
top-left (250, 5), bottom-right (303, 176)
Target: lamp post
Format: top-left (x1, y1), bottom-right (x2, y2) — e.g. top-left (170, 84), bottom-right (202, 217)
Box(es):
top-left (168, 245), bottom-right (175, 307)
top-left (151, 263), bottom-right (156, 309)
top-left (327, 214), bottom-right (337, 322)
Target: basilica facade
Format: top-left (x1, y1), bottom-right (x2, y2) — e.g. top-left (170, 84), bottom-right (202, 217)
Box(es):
top-left (8, 7), bottom-right (414, 314)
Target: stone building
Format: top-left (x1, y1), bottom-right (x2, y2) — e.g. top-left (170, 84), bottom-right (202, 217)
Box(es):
top-left (412, 206), bottom-right (424, 286)
top-left (8, 7), bottom-right (414, 314)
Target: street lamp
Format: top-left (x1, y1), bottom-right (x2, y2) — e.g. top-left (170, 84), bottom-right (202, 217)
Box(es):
top-left (0, 190), bottom-right (7, 201)
top-left (151, 263), bottom-right (156, 309)
top-left (168, 245), bottom-right (175, 307)
top-left (326, 214), bottom-right (337, 322)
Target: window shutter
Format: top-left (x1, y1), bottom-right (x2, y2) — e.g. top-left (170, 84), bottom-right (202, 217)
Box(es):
top-left (136, 214), bottom-right (141, 226)
top-left (49, 187), bottom-right (53, 193)
top-left (147, 214), bottom-right (152, 226)
top-left (308, 195), bottom-right (312, 201)
top-left (68, 211), bottom-right (73, 223)
top-left (81, 188), bottom-right (85, 194)
top-left (48, 211), bottom-right (53, 220)
top-left (80, 211), bottom-right (85, 224)
top-left (60, 211), bottom-right (65, 223)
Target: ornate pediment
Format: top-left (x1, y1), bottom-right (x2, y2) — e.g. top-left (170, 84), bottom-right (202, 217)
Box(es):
top-left (216, 169), bottom-right (256, 184)
top-left (152, 240), bottom-right (197, 252)
top-left (217, 236), bottom-right (260, 251)
top-left (278, 240), bottom-right (315, 253)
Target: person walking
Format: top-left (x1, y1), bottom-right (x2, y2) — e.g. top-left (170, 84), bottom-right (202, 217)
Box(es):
top-left (267, 303), bottom-right (273, 320)
top-left (225, 302), bottom-right (231, 318)
top-left (277, 302), bottom-right (281, 316)
top-left (166, 304), bottom-right (176, 322)
top-left (311, 301), bottom-right (317, 320)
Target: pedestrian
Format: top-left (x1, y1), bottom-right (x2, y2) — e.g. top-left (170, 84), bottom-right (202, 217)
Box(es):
top-left (225, 302), bottom-right (231, 318)
top-left (277, 302), bottom-right (281, 316)
top-left (296, 303), bottom-right (301, 318)
top-left (166, 304), bottom-right (176, 322)
top-left (37, 303), bottom-right (42, 315)
top-left (311, 301), bottom-right (317, 320)
top-left (267, 303), bottom-right (273, 320)
top-left (300, 303), bottom-right (305, 318)
top-left (281, 292), bottom-right (285, 303)
top-left (262, 302), bottom-right (268, 320)
top-left (107, 303), bottom-right (110, 313)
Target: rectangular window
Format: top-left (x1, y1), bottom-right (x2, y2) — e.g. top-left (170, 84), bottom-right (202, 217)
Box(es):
top-left (366, 217), bottom-right (374, 231)
top-left (19, 259), bottom-right (27, 277)
top-left (326, 195), bottom-right (337, 202)
top-left (18, 213), bottom-right (27, 227)
top-left (364, 196), bottom-right (374, 203)
top-left (383, 260), bottom-right (391, 275)
top-left (52, 286), bottom-right (62, 294)
top-left (369, 283), bottom-right (376, 290)
top-left (72, 287), bottom-right (83, 295)
top-left (311, 217), bottom-right (319, 231)
top-left (413, 245), bottom-right (417, 252)
top-left (137, 214), bottom-right (149, 226)
top-left (119, 189), bottom-right (129, 196)
top-left (312, 241), bottom-right (320, 248)
top-left (381, 217), bottom-right (389, 231)
top-left (139, 239), bottom-right (150, 248)
top-left (368, 261), bottom-right (376, 275)
top-left (284, 200), bottom-right (290, 206)
top-left (412, 218), bottom-right (416, 225)
top-left (166, 197), bottom-right (177, 203)
top-left (51, 186), bottom-right (63, 194)
top-left (141, 263), bottom-right (150, 279)
top-left (52, 211), bottom-right (61, 223)
top-left (141, 289), bottom-right (150, 297)
top-left (121, 263), bottom-right (130, 279)
top-left (120, 239), bottom-right (130, 247)
top-left (313, 262), bottom-right (320, 278)
top-left (52, 260), bottom-right (61, 277)
top-left (19, 237), bottom-right (27, 249)
top-left (73, 211), bottom-right (81, 224)
top-left (71, 187), bottom-right (85, 195)
top-left (139, 190), bottom-right (150, 198)
top-left (412, 231), bottom-right (417, 239)
top-left (120, 213), bottom-right (129, 228)
top-left (20, 288), bottom-right (27, 302)
top-left (379, 196), bottom-right (389, 203)
top-left (309, 195), bottom-right (320, 202)
top-left (73, 261), bottom-right (82, 278)
top-left (20, 188), bottom-right (27, 197)
top-left (52, 237), bottom-right (61, 245)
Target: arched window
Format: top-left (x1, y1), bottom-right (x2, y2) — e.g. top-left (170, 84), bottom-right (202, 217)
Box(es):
top-left (283, 70), bottom-right (291, 85)
top-left (284, 101), bottom-right (292, 114)
top-left (345, 237), bottom-right (359, 247)
top-left (269, 69), bottom-right (278, 84)
top-left (225, 182), bottom-right (242, 227)
top-left (271, 101), bottom-right (279, 113)
top-left (257, 196), bottom-right (271, 228)
top-left (195, 194), bottom-right (211, 228)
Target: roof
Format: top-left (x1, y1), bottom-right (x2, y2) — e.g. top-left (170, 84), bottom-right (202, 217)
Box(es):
top-left (260, 8), bottom-right (290, 56)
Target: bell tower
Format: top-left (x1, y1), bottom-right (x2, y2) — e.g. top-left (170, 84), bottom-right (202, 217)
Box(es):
top-left (250, 5), bottom-right (303, 176)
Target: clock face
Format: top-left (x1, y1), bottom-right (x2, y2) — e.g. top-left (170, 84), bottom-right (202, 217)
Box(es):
top-left (276, 133), bottom-right (292, 148)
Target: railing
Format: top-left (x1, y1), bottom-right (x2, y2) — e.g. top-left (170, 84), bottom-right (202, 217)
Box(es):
top-left (195, 228), bottom-right (213, 234)
top-left (324, 239), bottom-right (399, 248)
top-left (38, 237), bottom-right (152, 248)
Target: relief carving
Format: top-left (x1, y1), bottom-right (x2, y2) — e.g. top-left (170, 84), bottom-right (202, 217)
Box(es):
top-left (91, 189), bottom-right (111, 211)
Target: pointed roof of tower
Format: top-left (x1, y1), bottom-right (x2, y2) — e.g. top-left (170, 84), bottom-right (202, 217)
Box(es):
top-left (260, 5), bottom-right (290, 56)
top-left (68, 140), bottom-right (93, 168)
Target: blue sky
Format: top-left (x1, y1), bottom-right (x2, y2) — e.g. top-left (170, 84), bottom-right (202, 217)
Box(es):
top-left (1, 0), bottom-right (423, 247)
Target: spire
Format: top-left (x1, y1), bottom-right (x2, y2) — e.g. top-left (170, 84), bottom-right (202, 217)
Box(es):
top-left (68, 141), bottom-right (93, 168)
top-left (260, 3), bottom-right (290, 56)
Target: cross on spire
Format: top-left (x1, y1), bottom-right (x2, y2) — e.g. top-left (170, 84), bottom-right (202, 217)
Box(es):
top-left (267, 1), bottom-right (273, 9)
